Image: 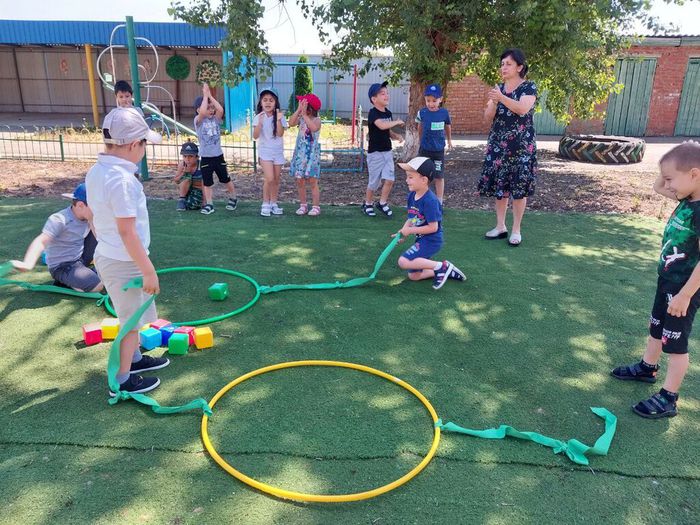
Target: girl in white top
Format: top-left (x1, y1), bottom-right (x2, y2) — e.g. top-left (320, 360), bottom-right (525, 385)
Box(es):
top-left (253, 88), bottom-right (288, 217)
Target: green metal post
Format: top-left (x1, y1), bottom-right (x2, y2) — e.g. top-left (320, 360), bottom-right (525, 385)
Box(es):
top-left (126, 16), bottom-right (149, 180)
top-left (59, 134), bottom-right (65, 161)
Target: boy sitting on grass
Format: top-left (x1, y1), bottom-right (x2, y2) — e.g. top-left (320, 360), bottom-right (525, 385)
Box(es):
top-left (612, 141), bottom-right (700, 418)
top-left (393, 157), bottom-right (465, 290)
top-left (174, 141), bottom-right (203, 211)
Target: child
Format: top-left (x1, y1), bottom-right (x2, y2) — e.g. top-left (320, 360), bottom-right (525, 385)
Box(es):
top-left (416, 84), bottom-right (453, 204)
top-left (86, 107), bottom-right (169, 396)
top-left (288, 93), bottom-right (322, 216)
top-left (393, 157), bottom-right (465, 290)
top-left (364, 81), bottom-right (404, 217)
top-left (173, 141), bottom-right (204, 211)
top-left (11, 182), bottom-right (103, 292)
top-left (194, 83), bottom-right (238, 215)
top-left (253, 87), bottom-right (288, 217)
top-left (611, 142), bottom-right (700, 418)
top-left (114, 80), bottom-right (144, 116)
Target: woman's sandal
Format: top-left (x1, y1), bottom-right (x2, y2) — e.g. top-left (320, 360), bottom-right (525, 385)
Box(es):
top-left (308, 206), bottom-right (321, 216)
top-left (295, 204), bottom-right (308, 215)
top-left (484, 227), bottom-right (508, 240)
top-left (508, 233), bottom-right (522, 247)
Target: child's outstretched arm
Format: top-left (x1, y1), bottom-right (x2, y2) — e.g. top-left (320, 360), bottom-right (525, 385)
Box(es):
top-left (209, 92), bottom-right (225, 120)
top-left (194, 92), bottom-right (209, 126)
top-left (374, 118), bottom-right (404, 130)
top-left (11, 232), bottom-right (52, 271)
top-left (653, 172), bottom-right (678, 200)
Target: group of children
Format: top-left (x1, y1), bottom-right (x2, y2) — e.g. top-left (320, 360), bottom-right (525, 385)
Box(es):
top-left (9, 76), bottom-right (700, 421)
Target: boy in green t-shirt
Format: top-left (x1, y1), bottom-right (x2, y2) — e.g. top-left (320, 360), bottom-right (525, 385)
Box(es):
top-left (612, 142), bottom-right (700, 418)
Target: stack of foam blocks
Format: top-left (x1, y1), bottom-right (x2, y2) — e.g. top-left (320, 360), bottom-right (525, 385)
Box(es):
top-left (82, 318), bottom-right (214, 354)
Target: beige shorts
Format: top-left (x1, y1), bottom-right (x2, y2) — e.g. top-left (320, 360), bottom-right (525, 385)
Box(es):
top-left (95, 254), bottom-right (158, 330)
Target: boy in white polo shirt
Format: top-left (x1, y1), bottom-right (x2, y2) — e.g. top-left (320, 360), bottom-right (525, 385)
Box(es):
top-left (86, 107), bottom-right (169, 397)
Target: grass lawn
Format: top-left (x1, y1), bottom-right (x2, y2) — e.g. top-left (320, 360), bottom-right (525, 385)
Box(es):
top-left (1, 198), bottom-right (699, 525)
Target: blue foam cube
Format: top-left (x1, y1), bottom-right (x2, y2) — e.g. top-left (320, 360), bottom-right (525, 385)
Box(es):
top-left (160, 324), bottom-right (176, 346)
top-left (139, 327), bottom-right (162, 350)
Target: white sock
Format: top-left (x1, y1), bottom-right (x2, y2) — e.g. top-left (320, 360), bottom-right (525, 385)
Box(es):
top-left (433, 261), bottom-right (443, 271)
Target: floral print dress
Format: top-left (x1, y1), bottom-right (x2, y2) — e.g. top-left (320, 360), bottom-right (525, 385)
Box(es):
top-left (478, 80), bottom-right (538, 199)
top-left (289, 117), bottom-right (321, 179)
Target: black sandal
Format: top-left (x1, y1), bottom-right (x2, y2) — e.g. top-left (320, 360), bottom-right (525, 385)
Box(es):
top-left (611, 361), bottom-right (658, 383)
top-left (632, 393), bottom-right (677, 419)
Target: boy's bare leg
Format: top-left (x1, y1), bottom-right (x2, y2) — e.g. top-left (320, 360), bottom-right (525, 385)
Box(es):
top-left (434, 178), bottom-right (445, 202)
top-left (642, 336), bottom-right (663, 365)
top-left (118, 331), bottom-right (139, 376)
top-left (203, 185), bottom-right (214, 205)
top-left (379, 180), bottom-right (394, 204)
top-left (365, 188), bottom-right (375, 203)
top-left (224, 180), bottom-right (236, 197)
top-left (178, 179), bottom-right (192, 198)
top-left (398, 256), bottom-right (439, 281)
top-left (663, 353), bottom-right (689, 392)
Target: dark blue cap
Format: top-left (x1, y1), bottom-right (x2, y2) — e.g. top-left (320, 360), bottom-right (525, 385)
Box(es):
top-left (424, 84), bottom-right (442, 97)
top-left (62, 182), bottom-right (87, 204)
top-left (368, 81), bottom-right (389, 100)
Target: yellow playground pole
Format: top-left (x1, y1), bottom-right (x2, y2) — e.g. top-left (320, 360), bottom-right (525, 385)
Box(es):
top-left (85, 44), bottom-right (100, 128)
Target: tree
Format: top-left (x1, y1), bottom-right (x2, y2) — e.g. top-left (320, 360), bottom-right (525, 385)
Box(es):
top-left (288, 55), bottom-right (314, 113)
top-left (170, 0), bottom-right (683, 157)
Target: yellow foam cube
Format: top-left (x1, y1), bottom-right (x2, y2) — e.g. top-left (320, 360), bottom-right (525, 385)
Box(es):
top-left (101, 318), bottom-right (120, 340)
top-left (140, 323), bottom-right (151, 332)
top-left (194, 327), bottom-right (213, 349)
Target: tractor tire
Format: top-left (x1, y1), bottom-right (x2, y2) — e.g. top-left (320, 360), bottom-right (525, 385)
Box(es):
top-left (558, 135), bottom-right (646, 164)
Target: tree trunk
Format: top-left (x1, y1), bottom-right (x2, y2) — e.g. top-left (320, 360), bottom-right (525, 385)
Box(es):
top-left (400, 79), bottom-right (428, 161)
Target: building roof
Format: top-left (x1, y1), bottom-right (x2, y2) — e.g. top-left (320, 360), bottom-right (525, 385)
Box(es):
top-left (0, 20), bottom-right (226, 48)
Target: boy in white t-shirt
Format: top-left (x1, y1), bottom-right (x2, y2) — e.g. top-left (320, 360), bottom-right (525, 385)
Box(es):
top-left (86, 107), bottom-right (169, 397)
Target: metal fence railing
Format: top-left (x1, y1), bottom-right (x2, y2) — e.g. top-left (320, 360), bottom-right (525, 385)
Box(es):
top-left (0, 119), bottom-right (365, 174)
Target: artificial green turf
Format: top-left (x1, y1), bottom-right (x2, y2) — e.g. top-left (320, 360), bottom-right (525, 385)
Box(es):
top-left (1, 198), bottom-right (699, 524)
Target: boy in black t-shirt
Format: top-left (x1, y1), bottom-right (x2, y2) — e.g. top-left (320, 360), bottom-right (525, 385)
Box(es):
top-left (612, 142), bottom-right (700, 418)
top-left (364, 81), bottom-right (404, 217)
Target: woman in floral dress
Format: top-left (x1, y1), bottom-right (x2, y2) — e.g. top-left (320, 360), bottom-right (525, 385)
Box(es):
top-left (478, 48), bottom-right (538, 246)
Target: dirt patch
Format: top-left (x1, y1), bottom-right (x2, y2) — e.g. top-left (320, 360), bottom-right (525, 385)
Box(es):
top-left (0, 144), bottom-right (670, 219)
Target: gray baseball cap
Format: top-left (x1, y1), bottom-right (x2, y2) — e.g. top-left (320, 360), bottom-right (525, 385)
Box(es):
top-left (102, 107), bottom-right (162, 145)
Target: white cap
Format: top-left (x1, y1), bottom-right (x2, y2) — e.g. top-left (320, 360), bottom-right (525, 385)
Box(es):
top-left (397, 156), bottom-right (436, 180)
top-left (102, 107), bottom-right (162, 145)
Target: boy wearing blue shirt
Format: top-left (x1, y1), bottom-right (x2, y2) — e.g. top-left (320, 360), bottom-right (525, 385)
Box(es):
top-left (394, 157), bottom-right (465, 290)
top-left (416, 84), bottom-right (452, 204)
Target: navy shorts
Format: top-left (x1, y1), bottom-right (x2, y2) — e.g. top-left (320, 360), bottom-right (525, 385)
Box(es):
top-left (401, 238), bottom-right (442, 272)
top-left (649, 276), bottom-right (700, 354)
top-left (200, 154), bottom-right (231, 186)
top-left (418, 148), bottom-right (445, 179)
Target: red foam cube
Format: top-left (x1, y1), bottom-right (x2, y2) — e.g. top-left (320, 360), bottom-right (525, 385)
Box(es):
top-left (150, 318), bottom-right (172, 330)
top-left (174, 326), bottom-right (196, 345)
top-left (82, 322), bottom-right (103, 346)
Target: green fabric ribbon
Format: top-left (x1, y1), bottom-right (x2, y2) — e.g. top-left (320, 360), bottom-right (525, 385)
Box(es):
top-left (437, 407), bottom-right (617, 466)
top-left (106, 276), bottom-right (211, 415)
top-left (259, 235), bottom-right (401, 294)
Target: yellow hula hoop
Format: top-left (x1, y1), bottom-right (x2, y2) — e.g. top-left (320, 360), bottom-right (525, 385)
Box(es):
top-left (201, 360), bottom-right (441, 502)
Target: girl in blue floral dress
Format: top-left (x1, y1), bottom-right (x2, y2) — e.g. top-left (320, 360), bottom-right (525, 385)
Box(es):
top-left (289, 93), bottom-right (323, 216)
top-left (478, 48), bottom-right (538, 246)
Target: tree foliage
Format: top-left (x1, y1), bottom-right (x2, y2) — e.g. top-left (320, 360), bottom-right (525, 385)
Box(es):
top-left (288, 55), bottom-right (314, 112)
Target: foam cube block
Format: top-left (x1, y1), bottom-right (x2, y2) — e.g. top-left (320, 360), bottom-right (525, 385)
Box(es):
top-left (174, 326), bottom-right (196, 345)
top-left (150, 319), bottom-right (172, 330)
top-left (101, 318), bottom-right (120, 340)
top-left (140, 323), bottom-right (151, 332)
top-left (168, 332), bottom-right (189, 355)
top-left (82, 322), bottom-right (103, 346)
top-left (160, 325), bottom-right (177, 346)
top-left (208, 282), bottom-right (228, 301)
top-left (194, 327), bottom-right (214, 349)
top-left (139, 327), bottom-right (162, 350)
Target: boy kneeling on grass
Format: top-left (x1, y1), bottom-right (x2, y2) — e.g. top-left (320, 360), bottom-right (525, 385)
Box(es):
top-left (612, 141), bottom-right (700, 418)
top-left (393, 157), bottom-right (465, 290)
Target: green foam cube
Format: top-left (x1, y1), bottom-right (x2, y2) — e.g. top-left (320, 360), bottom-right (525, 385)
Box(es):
top-left (208, 282), bottom-right (228, 301)
top-left (168, 332), bottom-right (189, 355)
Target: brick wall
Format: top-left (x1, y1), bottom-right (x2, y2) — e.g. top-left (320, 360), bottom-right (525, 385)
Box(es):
top-left (445, 40), bottom-right (700, 136)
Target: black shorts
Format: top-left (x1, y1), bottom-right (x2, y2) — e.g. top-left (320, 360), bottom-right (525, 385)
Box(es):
top-left (200, 154), bottom-right (230, 186)
top-left (418, 148), bottom-right (445, 179)
top-left (649, 276), bottom-right (700, 354)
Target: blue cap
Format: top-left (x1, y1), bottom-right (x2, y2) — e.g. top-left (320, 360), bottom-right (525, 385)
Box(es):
top-left (194, 96), bottom-right (204, 110)
top-left (424, 84), bottom-right (442, 97)
top-left (259, 87), bottom-right (279, 99)
top-left (62, 182), bottom-right (87, 204)
top-left (368, 81), bottom-right (389, 100)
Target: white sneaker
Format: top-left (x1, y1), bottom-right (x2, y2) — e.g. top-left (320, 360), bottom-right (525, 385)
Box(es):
top-left (270, 203), bottom-right (284, 215)
top-left (260, 204), bottom-right (271, 217)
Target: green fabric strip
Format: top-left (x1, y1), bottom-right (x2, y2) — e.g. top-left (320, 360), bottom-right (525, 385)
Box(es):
top-left (107, 277), bottom-right (211, 416)
top-left (436, 407), bottom-right (617, 466)
top-left (258, 235), bottom-right (401, 294)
